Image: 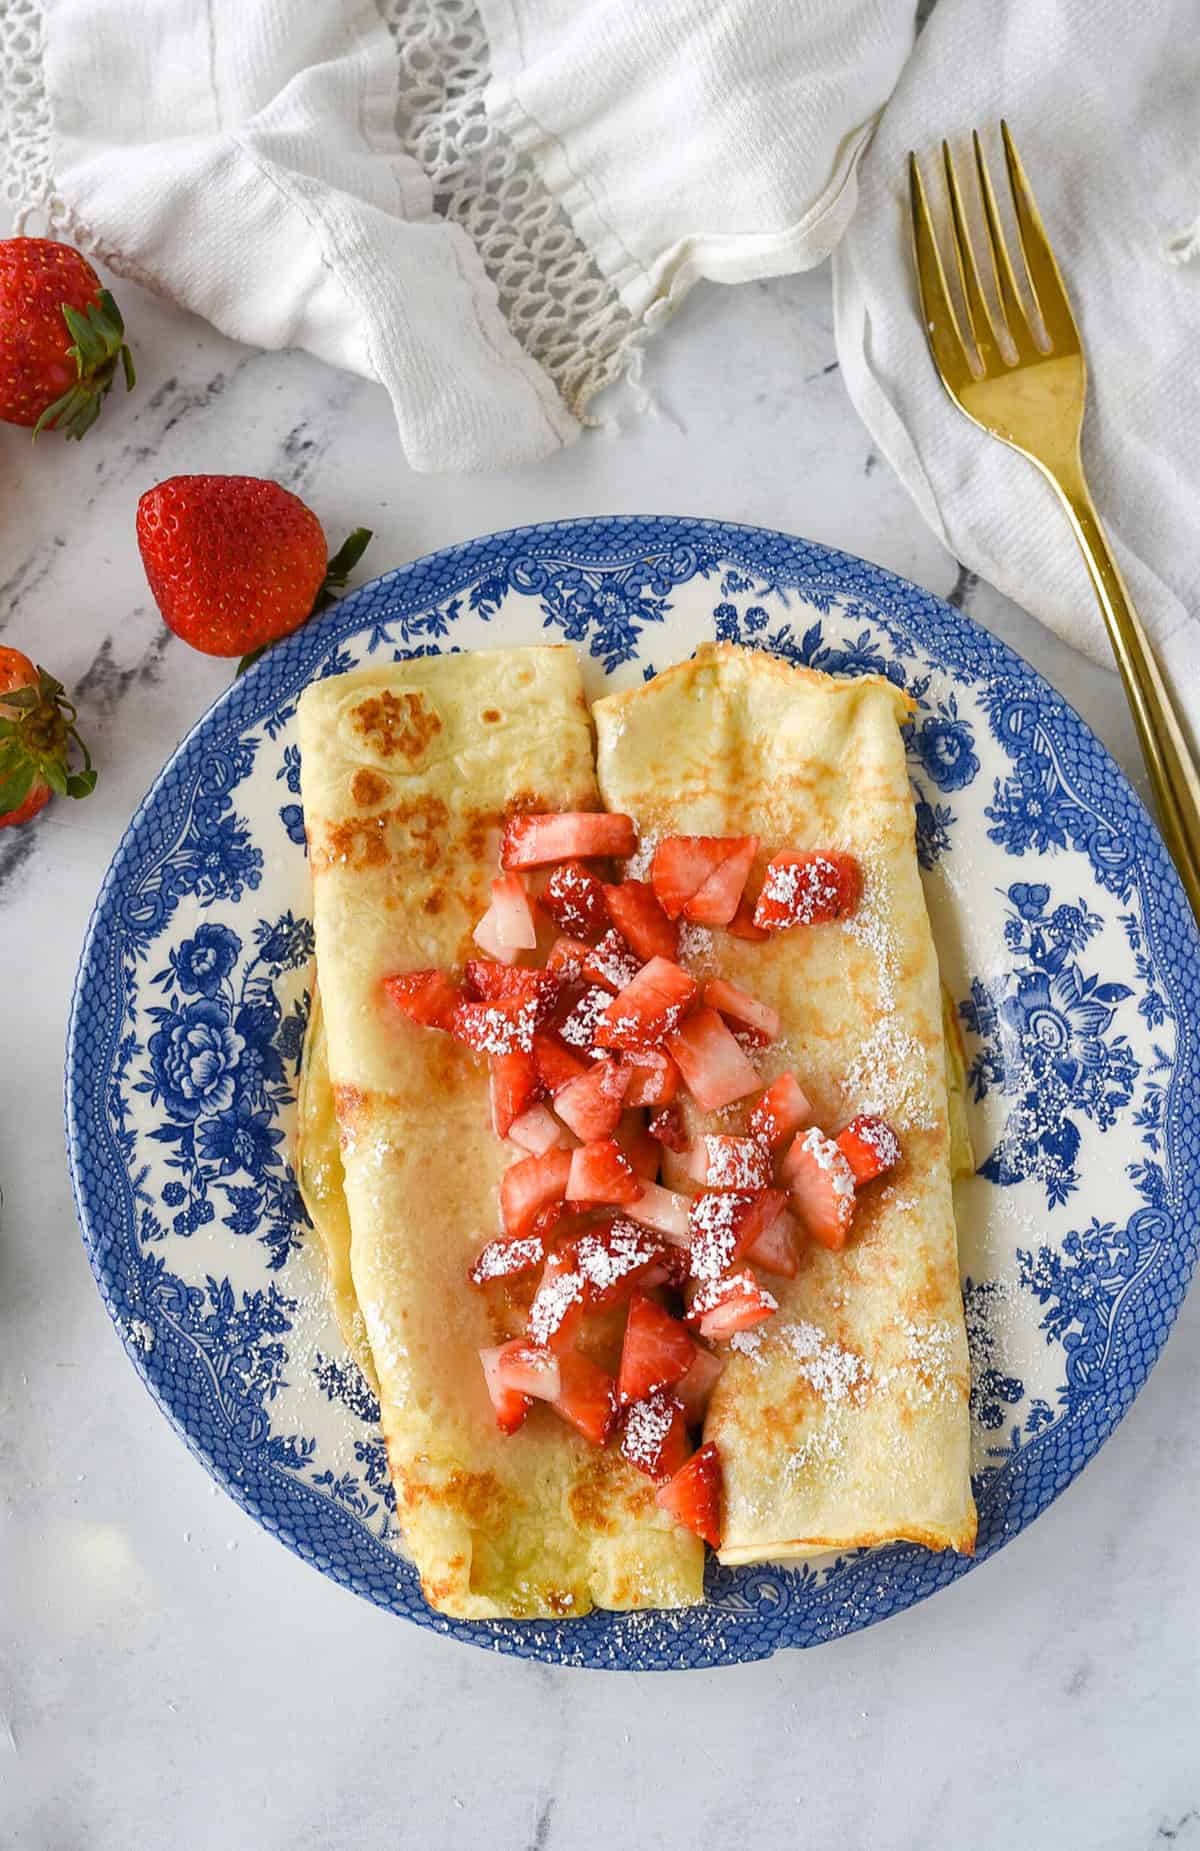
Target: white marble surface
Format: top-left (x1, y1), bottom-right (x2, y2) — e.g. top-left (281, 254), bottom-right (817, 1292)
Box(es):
top-left (4, 250), bottom-right (1198, 1851)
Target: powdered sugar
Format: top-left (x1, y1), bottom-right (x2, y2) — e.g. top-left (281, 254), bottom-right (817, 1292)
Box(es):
top-left (700, 1134), bottom-right (772, 1191)
top-left (782, 1321), bottom-right (872, 1405)
top-left (687, 1190), bottom-right (753, 1279)
top-left (528, 1268), bottom-right (583, 1345)
top-left (469, 1234), bottom-right (544, 1283)
top-left (798, 1126), bottom-right (856, 1198)
top-left (558, 986), bottom-right (611, 1049)
top-left (759, 854), bottom-right (840, 925)
top-left (620, 1392), bottom-right (679, 1473)
top-left (677, 921), bottom-right (716, 967)
top-left (573, 1219), bottom-right (659, 1295)
top-left (842, 1020), bottom-right (934, 1128)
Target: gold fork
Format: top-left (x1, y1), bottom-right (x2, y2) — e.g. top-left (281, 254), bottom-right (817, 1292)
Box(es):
top-left (908, 122), bottom-right (1200, 926)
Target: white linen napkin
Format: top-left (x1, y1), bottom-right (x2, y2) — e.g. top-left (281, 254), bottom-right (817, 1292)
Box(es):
top-left (0, 0), bottom-right (913, 473)
top-left (833, 0), bottom-right (1200, 728)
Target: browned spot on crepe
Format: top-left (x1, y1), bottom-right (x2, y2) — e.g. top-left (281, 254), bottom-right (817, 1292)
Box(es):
top-left (351, 688), bottom-right (442, 761)
top-left (351, 767), bottom-right (389, 807)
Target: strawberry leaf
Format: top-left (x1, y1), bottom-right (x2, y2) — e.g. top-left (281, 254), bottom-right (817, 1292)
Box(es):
top-left (0, 760), bottom-right (35, 814)
top-left (33, 289), bottom-right (135, 441)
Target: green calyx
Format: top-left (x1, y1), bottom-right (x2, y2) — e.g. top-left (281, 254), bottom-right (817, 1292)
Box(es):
top-left (33, 288), bottom-right (136, 441)
top-left (0, 667), bottom-right (97, 813)
top-left (236, 527), bottom-right (373, 676)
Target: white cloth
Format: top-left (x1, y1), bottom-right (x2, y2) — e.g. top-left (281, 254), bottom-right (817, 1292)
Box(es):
top-left (0, 0), bottom-right (913, 473)
top-left (833, 0), bottom-right (1200, 726)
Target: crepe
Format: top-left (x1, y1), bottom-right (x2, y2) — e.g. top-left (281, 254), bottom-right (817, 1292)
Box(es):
top-left (298, 646), bottom-right (704, 1619)
top-left (593, 643), bottom-right (977, 1562)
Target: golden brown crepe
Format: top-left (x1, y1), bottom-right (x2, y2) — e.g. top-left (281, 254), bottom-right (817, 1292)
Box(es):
top-left (298, 647), bottom-right (704, 1618)
top-left (592, 644), bottom-right (977, 1562)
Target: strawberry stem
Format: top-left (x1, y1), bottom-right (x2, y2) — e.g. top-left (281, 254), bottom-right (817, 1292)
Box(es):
top-left (33, 289), bottom-right (136, 441)
top-left (0, 667), bottom-right (96, 810)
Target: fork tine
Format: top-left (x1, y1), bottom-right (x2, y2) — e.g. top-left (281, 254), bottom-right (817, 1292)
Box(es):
top-left (972, 130), bottom-right (1039, 358)
top-left (1000, 120), bottom-right (1080, 351)
top-left (940, 140), bottom-right (1001, 365)
top-left (908, 152), bottom-right (974, 389)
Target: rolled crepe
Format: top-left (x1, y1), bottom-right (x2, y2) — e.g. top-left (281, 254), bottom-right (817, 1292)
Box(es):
top-left (298, 647), bottom-right (703, 1619)
top-left (593, 644), bottom-right (977, 1561)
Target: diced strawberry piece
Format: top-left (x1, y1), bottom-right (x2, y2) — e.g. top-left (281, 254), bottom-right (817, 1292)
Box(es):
top-left (744, 1203), bottom-right (799, 1276)
top-left (688, 1188), bottom-right (784, 1279)
top-left (685, 835), bottom-right (759, 926)
top-left (479, 1346), bottom-right (532, 1434)
top-left (694, 1133), bottom-right (773, 1192)
top-left (546, 935), bottom-right (593, 984)
top-left (703, 977), bottom-right (780, 1045)
top-left (667, 1008), bottom-right (760, 1111)
top-left (725, 893), bottom-right (769, 942)
top-left (500, 1147), bottom-right (572, 1238)
top-left (494, 1338), bottom-right (562, 1401)
top-left (602, 879), bottom-right (679, 963)
top-left (465, 960), bottom-right (559, 1017)
top-left (542, 860), bottom-right (608, 940)
top-left (453, 995), bottom-right (539, 1056)
top-left (621, 1393), bottom-right (691, 1482)
top-left (616, 1116), bottom-right (660, 1181)
top-left (648, 1103), bottom-right (689, 1153)
top-left (784, 1126), bottom-right (857, 1250)
top-left (652, 835), bottom-right (756, 925)
top-left (471, 902), bottom-right (518, 964)
top-left (532, 1201), bottom-right (567, 1241)
top-left (753, 850), bottom-right (863, 930)
top-left (836, 1114), bottom-right (901, 1185)
top-left (617, 1293), bottom-right (696, 1404)
top-left (570, 1218), bottom-right (664, 1306)
top-left (565, 1137), bottom-right (644, 1206)
top-left (655, 1441), bottom-right (723, 1547)
top-left (688, 1270), bottom-right (778, 1340)
top-left (383, 970), bottom-right (460, 1032)
top-left (552, 1350), bottom-right (617, 1446)
top-left (595, 957), bottom-right (699, 1052)
top-left (675, 1344), bottom-right (724, 1425)
top-left (640, 1243), bottom-right (692, 1293)
top-left (489, 1048), bottom-right (540, 1137)
top-left (582, 929), bottom-right (643, 994)
top-left (507, 1102), bottom-right (570, 1155)
top-left (502, 811), bottom-right (637, 870)
top-left (626, 1179), bottom-right (692, 1244)
top-left (489, 871), bottom-right (538, 949)
top-left (469, 1233), bottom-right (546, 1286)
top-left (528, 1248), bottom-right (585, 1352)
top-left (532, 1030), bottom-right (590, 1096)
top-left (748, 1071), bottom-right (814, 1149)
top-left (554, 984), bottom-right (613, 1056)
top-left (554, 1059), bottom-right (633, 1140)
top-left (623, 1048), bottom-right (680, 1108)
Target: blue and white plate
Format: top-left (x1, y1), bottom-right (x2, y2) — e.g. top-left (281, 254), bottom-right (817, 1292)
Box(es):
top-left (65, 517), bottom-right (1200, 1668)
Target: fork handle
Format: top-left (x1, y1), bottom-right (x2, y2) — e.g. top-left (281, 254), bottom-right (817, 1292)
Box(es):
top-left (1048, 457), bottom-right (1200, 927)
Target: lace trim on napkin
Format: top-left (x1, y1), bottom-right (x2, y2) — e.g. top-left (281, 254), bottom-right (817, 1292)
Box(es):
top-left (0, 0), bottom-right (643, 417)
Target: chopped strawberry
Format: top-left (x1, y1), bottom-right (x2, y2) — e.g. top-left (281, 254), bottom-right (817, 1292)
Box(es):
top-left (383, 969), bottom-right (460, 1032)
top-left (502, 811), bottom-right (636, 869)
top-left (626, 1178), bottom-right (692, 1243)
top-left (532, 1030), bottom-right (591, 1096)
top-left (471, 901), bottom-right (518, 965)
top-left (469, 1233), bottom-right (546, 1286)
top-left (552, 1350), bottom-right (617, 1446)
top-left (546, 935), bottom-right (594, 985)
top-left (542, 860), bottom-right (608, 940)
top-left (688, 1270), bottom-right (778, 1340)
top-left (744, 1203), bottom-right (799, 1276)
top-left (686, 835), bottom-right (759, 926)
top-left (703, 977), bottom-right (780, 1045)
top-left (489, 1048), bottom-right (540, 1137)
top-left (623, 1048), bottom-right (680, 1108)
top-left (494, 1338), bottom-right (562, 1401)
top-left (616, 1119), bottom-right (660, 1183)
top-left (725, 893), bottom-right (769, 942)
top-left (667, 1008), bottom-right (760, 1110)
top-left (595, 957), bottom-right (699, 1052)
top-left (452, 994), bottom-right (537, 1056)
top-left (532, 1200), bottom-right (567, 1241)
top-left (566, 1137), bottom-right (644, 1206)
top-left (748, 1071), bottom-right (814, 1149)
top-left (651, 835), bottom-right (757, 925)
top-left (784, 1126), bottom-right (857, 1250)
top-left (507, 1102), bottom-right (570, 1155)
top-left (655, 1441), bottom-right (723, 1546)
top-left (648, 1103), bottom-right (689, 1153)
top-left (675, 1344), bottom-right (724, 1425)
top-left (836, 1114), bottom-right (901, 1185)
top-left (621, 1393), bottom-right (691, 1482)
top-left (640, 1243), bottom-right (692, 1293)
top-left (490, 870), bottom-right (538, 949)
top-left (693, 1133), bottom-right (773, 1192)
top-left (555, 984), bottom-right (614, 1055)
top-left (688, 1188), bottom-right (785, 1279)
top-left (553, 1059), bottom-right (633, 1140)
top-left (602, 879), bottom-right (679, 962)
top-left (617, 1293), bottom-right (696, 1404)
top-left (479, 1346), bottom-right (532, 1434)
top-left (571, 1219), bottom-right (663, 1306)
top-left (465, 961), bottom-right (559, 1019)
top-left (528, 1248), bottom-right (585, 1352)
top-left (500, 1147), bottom-right (572, 1238)
top-left (752, 850), bottom-right (863, 930)
top-left (582, 929), bottom-right (643, 994)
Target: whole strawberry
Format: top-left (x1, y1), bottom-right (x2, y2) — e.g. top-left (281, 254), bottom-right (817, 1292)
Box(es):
top-left (0, 646), bottom-right (97, 827)
top-left (136, 475), bottom-right (371, 661)
top-left (0, 238), bottom-right (135, 439)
